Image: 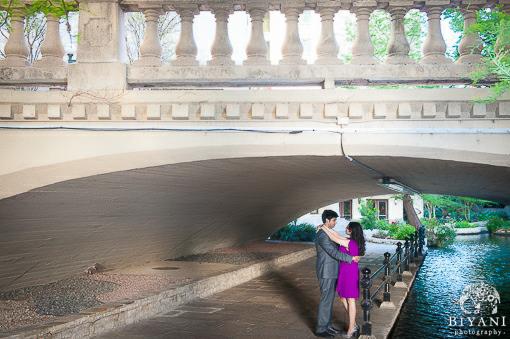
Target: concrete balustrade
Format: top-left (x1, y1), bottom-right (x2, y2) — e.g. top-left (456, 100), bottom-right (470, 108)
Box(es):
top-left (0, 0), bottom-right (509, 89)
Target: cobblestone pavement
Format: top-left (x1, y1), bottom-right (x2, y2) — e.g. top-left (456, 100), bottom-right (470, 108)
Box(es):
top-left (97, 243), bottom-right (398, 339)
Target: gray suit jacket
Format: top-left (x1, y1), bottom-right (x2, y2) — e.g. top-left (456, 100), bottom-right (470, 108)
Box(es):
top-left (315, 229), bottom-right (353, 279)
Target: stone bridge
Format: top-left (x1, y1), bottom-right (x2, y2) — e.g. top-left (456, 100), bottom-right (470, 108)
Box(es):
top-left (0, 0), bottom-right (509, 291)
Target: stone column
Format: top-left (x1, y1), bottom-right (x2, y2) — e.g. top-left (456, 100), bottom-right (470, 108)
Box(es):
top-left (245, 4), bottom-right (269, 65)
top-left (1, 8), bottom-right (29, 67)
top-left (280, 5), bottom-right (305, 65)
top-left (456, 5), bottom-right (482, 64)
top-left (35, 14), bottom-right (65, 67)
top-left (316, 6), bottom-right (340, 65)
top-left (68, 0), bottom-right (128, 90)
top-left (209, 5), bottom-right (234, 66)
top-left (422, 6), bottom-right (451, 64)
top-left (173, 5), bottom-right (198, 66)
top-left (134, 8), bottom-right (162, 66)
top-left (386, 7), bottom-right (414, 64)
top-left (351, 6), bottom-right (377, 64)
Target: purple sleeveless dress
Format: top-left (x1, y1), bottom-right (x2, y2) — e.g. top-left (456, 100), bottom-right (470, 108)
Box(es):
top-left (336, 239), bottom-right (360, 298)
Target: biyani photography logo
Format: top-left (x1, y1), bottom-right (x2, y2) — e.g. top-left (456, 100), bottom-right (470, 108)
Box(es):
top-left (449, 282), bottom-right (507, 337)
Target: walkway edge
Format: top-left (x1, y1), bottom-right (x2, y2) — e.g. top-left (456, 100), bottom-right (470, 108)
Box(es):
top-left (6, 247), bottom-right (316, 339)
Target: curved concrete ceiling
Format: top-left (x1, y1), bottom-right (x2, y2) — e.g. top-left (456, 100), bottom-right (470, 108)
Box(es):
top-left (1, 155), bottom-right (509, 291)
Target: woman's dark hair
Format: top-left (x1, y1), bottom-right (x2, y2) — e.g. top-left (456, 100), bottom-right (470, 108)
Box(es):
top-left (347, 221), bottom-right (366, 256)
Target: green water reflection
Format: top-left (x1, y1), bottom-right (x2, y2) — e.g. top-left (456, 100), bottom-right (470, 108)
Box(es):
top-left (390, 234), bottom-right (510, 339)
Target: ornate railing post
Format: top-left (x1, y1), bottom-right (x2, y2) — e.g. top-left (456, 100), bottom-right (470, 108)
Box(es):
top-left (418, 225), bottom-right (426, 256)
top-left (173, 4), bottom-right (199, 66)
top-left (386, 6), bottom-right (414, 64)
top-left (380, 252), bottom-right (395, 309)
top-left (409, 234), bottom-right (416, 267)
top-left (245, 2), bottom-right (269, 65)
top-left (457, 4), bottom-right (483, 64)
top-left (35, 13), bottom-right (65, 67)
top-left (422, 4), bottom-right (451, 64)
top-left (351, 5), bottom-right (377, 64)
top-left (414, 230), bottom-right (419, 260)
top-left (315, 4), bottom-right (340, 65)
top-left (360, 267), bottom-right (373, 336)
top-left (403, 239), bottom-right (412, 276)
top-left (280, 2), bottom-right (305, 65)
top-left (209, 2), bottom-right (234, 66)
top-left (134, 7), bottom-right (163, 66)
top-left (1, 7), bottom-right (29, 67)
top-left (394, 242), bottom-right (407, 288)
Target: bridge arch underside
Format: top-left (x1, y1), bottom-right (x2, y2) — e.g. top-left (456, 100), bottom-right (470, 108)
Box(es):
top-left (1, 155), bottom-right (509, 291)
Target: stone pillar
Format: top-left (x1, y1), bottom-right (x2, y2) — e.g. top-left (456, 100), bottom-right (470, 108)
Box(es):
top-left (386, 7), bottom-right (414, 64)
top-left (1, 8), bottom-right (29, 67)
top-left (494, 4), bottom-right (510, 56)
top-left (245, 3), bottom-right (269, 65)
top-left (209, 4), bottom-right (234, 66)
top-left (315, 6), bottom-right (340, 65)
top-left (456, 5), bottom-right (482, 64)
top-left (134, 8), bottom-right (162, 66)
top-left (35, 14), bottom-right (65, 67)
top-left (173, 5), bottom-right (198, 66)
top-left (351, 6), bottom-right (377, 64)
top-left (280, 5), bottom-right (305, 65)
top-left (68, 0), bottom-right (127, 90)
top-left (422, 6), bottom-right (451, 64)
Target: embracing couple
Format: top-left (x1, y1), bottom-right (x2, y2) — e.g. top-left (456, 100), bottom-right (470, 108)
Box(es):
top-left (315, 210), bottom-right (366, 338)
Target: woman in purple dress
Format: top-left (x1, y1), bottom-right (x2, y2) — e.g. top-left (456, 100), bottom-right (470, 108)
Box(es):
top-left (320, 221), bottom-right (366, 338)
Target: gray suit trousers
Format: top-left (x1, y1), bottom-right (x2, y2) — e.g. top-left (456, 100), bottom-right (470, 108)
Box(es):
top-left (316, 278), bottom-right (337, 333)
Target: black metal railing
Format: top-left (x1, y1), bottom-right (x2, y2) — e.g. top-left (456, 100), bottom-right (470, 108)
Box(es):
top-left (359, 226), bottom-right (426, 336)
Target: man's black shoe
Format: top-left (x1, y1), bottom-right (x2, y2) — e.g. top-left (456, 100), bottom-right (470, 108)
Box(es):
top-left (328, 326), bottom-right (342, 334)
top-left (315, 331), bottom-right (334, 338)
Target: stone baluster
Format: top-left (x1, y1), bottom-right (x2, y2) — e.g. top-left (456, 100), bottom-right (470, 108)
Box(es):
top-left (1, 8), bottom-right (29, 67)
top-left (280, 5), bottom-right (305, 65)
top-left (315, 5), bottom-right (340, 65)
top-left (173, 5), bottom-right (198, 66)
top-left (456, 5), bottom-right (482, 64)
top-left (134, 8), bottom-right (162, 66)
top-left (209, 4), bottom-right (234, 66)
top-left (422, 6), bottom-right (451, 64)
top-left (351, 6), bottom-right (377, 65)
top-left (386, 7), bottom-right (414, 64)
top-left (494, 4), bottom-right (510, 56)
top-left (35, 13), bottom-right (65, 67)
top-left (245, 3), bottom-right (269, 65)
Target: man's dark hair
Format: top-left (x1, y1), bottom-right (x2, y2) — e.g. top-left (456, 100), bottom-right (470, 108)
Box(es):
top-left (321, 209), bottom-right (338, 223)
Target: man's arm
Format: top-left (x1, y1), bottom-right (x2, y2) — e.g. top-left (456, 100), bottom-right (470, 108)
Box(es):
top-left (317, 231), bottom-right (353, 263)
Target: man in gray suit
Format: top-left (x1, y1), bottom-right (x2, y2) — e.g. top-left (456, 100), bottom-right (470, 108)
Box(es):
top-left (315, 210), bottom-right (360, 338)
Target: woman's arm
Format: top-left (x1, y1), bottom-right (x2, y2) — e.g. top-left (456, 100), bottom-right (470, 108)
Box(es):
top-left (319, 226), bottom-right (351, 248)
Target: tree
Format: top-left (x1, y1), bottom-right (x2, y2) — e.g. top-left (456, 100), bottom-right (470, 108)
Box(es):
top-left (125, 11), bottom-right (180, 64)
top-left (444, 5), bottom-right (510, 102)
top-left (0, 0), bottom-right (77, 61)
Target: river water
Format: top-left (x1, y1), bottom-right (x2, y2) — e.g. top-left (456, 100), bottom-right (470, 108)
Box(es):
top-left (389, 234), bottom-right (510, 339)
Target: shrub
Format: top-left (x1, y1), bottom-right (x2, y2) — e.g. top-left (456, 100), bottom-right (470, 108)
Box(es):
top-left (422, 218), bottom-right (441, 229)
top-left (360, 200), bottom-right (378, 230)
top-left (388, 224), bottom-right (416, 240)
top-left (476, 210), bottom-right (509, 221)
top-left (375, 219), bottom-right (392, 230)
top-left (270, 223), bottom-right (317, 242)
top-left (486, 217), bottom-right (510, 233)
top-left (426, 223), bottom-right (456, 248)
top-left (455, 220), bottom-right (475, 229)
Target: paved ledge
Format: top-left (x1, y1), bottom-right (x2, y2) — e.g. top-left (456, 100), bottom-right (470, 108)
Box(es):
top-left (2, 244), bottom-right (315, 339)
top-left (455, 226), bottom-right (489, 235)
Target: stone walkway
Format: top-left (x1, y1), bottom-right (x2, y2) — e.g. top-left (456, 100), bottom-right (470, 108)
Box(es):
top-left (97, 242), bottom-right (419, 339)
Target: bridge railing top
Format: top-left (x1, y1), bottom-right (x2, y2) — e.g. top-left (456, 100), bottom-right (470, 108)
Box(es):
top-left (0, 0), bottom-right (508, 90)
